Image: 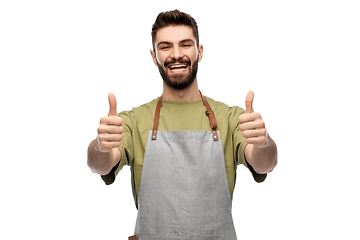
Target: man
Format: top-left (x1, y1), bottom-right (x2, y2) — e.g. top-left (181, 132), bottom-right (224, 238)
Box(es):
top-left (87, 9), bottom-right (277, 240)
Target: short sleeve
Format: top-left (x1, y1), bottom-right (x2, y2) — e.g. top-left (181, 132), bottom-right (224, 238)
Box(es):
top-left (101, 110), bottom-right (134, 185)
top-left (233, 107), bottom-right (267, 183)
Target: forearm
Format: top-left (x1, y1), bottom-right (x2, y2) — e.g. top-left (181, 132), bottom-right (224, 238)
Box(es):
top-left (87, 139), bottom-right (121, 175)
top-left (245, 137), bottom-right (278, 174)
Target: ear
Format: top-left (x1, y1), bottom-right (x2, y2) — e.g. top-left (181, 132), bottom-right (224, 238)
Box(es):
top-left (198, 44), bottom-right (204, 62)
top-left (150, 50), bottom-right (158, 66)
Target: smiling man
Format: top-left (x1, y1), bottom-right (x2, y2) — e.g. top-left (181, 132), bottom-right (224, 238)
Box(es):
top-left (87, 10), bottom-right (277, 240)
top-left (152, 26), bottom-right (201, 92)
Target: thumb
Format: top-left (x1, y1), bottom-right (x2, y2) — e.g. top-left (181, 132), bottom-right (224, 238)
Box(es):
top-left (108, 93), bottom-right (118, 116)
top-left (245, 91), bottom-right (254, 113)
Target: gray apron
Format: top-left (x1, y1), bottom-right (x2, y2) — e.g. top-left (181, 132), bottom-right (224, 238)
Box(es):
top-left (129, 93), bottom-right (237, 240)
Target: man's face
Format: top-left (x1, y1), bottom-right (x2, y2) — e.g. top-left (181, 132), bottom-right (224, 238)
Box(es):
top-left (151, 25), bottom-right (203, 90)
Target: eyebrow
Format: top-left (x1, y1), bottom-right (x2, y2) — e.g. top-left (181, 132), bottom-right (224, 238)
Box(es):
top-left (157, 39), bottom-right (195, 47)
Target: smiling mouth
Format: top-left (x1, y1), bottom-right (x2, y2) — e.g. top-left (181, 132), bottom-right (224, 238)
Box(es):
top-left (168, 64), bottom-right (188, 72)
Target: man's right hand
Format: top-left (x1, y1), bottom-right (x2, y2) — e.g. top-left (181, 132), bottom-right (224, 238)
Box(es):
top-left (96, 93), bottom-right (123, 152)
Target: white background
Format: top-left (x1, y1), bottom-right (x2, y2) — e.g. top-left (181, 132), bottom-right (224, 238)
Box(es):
top-left (1, 0), bottom-right (359, 239)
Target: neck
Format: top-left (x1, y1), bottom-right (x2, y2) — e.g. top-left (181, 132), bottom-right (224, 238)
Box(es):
top-left (162, 78), bottom-right (201, 102)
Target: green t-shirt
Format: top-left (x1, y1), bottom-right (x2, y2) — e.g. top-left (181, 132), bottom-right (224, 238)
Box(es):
top-left (101, 96), bottom-right (266, 208)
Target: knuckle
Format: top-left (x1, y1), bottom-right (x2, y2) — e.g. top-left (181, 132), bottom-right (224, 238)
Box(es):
top-left (240, 122), bottom-right (250, 132)
top-left (242, 130), bottom-right (248, 138)
top-left (100, 116), bottom-right (108, 123)
top-left (112, 143), bottom-right (121, 149)
top-left (253, 112), bottom-right (262, 120)
top-left (255, 119), bottom-right (265, 128)
top-left (260, 128), bottom-right (267, 136)
top-left (98, 125), bottom-right (107, 133)
top-left (100, 141), bottom-right (108, 149)
top-left (243, 131), bottom-right (250, 139)
top-left (114, 126), bottom-right (123, 134)
top-left (106, 117), bottom-right (122, 127)
top-left (110, 141), bottom-right (121, 149)
top-left (112, 127), bottom-right (120, 134)
top-left (115, 118), bottom-right (122, 126)
top-left (240, 126), bottom-right (246, 132)
top-left (113, 134), bottom-right (122, 142)
top-left (238, 114), bottom-right (247, 123)
top-left (97, 134), bottom-right (103, 141)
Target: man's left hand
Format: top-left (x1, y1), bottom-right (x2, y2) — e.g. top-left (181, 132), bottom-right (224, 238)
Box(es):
top-left (238, 91), bottom-right (268, 146)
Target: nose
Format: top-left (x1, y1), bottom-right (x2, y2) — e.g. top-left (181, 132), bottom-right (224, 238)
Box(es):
top-left (170, 45), bottom-right (184, 60)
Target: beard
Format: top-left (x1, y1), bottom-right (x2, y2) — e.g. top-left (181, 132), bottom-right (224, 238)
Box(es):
top-left (157, 57), bottom-right (198, 90)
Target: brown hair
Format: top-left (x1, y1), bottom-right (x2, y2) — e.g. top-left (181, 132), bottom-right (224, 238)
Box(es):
top-left (151, 9), bottom-right (199, 50)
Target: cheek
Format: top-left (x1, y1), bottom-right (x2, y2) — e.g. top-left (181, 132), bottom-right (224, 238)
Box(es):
top-left (188, 47), bottom-right (199, 61)
top-left (193, 51), bottom-right (199, 61)
top-left (155, 51), bottom-right (167, 66)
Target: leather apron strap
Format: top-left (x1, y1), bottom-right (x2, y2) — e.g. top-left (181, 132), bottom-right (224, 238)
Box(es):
top-left (128, 234), bottom-right (140, 240)
top-left (151, 91), bottom-right (219, 141)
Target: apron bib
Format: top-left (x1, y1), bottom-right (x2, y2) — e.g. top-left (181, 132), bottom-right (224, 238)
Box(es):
top-left (129, 93), bottom-right (237, 240)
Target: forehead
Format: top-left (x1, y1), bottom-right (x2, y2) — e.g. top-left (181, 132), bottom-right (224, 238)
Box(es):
top-left (155, 25), bottom-right (196, 45)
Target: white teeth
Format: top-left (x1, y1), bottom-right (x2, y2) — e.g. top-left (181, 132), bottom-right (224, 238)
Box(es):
top-left (169, 64), bottom-right (187, 69)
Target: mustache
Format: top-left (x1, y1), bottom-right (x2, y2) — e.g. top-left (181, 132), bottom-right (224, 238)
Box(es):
top-left (164, 58), bottom-right (191, 68)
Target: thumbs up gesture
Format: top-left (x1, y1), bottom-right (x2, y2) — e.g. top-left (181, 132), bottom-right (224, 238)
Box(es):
top-left (238, 91), bottom-right (268, 146)
top-left (96, 93), bottom-right (123, 152)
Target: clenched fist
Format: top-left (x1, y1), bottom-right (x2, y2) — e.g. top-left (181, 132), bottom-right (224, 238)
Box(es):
top-left (96, 93), bottom-right (123, 152)
top-left (238, 91), bottom-right (269, 147)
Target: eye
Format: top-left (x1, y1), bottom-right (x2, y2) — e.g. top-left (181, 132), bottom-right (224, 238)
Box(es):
top-left (159, 46), bottom-right (170, 50)
top-left (182, 43), bottom-right (192, 48)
